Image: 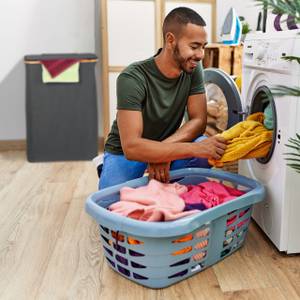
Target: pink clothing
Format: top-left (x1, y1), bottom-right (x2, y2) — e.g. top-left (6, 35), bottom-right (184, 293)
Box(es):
top-left (180, 182), bottom-right (245, 209)
top-left (109, 179), bottom-right (198, 222)
top-left (109, 180), bottom-right (245, 222)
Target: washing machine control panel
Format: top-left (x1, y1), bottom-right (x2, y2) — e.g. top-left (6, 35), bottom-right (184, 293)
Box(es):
top-left (243, 38), bottom-right (296, 73)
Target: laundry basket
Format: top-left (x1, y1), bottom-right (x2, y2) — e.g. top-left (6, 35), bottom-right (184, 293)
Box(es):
top-left (85, 168), bottom-right (265, 288)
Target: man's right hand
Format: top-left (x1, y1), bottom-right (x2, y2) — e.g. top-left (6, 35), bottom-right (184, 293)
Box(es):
top-left (192, 135), bottom-right (227, 160)
top-left (147, 162), bottom-right (171, 183)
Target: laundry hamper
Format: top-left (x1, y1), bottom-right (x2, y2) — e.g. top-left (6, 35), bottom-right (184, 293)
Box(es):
top-left (24, 53), bottom-right (98, 162)
top-left (85, 168), bottom-right (265, 288)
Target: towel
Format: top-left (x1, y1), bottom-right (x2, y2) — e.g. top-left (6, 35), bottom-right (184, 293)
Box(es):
top-left (263, 103), bottom-right (274, 130)
top-left (42, 62), bottom-right (80, 83)
top-left (109, 179), bottom-right (199, 222)
top-left (41, 58), bottom-right (79, 77)
top-left (209, 112), bottom-right (273, 167)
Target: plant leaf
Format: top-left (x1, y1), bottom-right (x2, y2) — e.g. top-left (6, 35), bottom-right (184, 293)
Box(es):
top-left (287, 164), bottom-right (300, 170)
top-left (255, 0), bottom-right (300, 24)
top-left (285, 144), bottom-right (300, 151)
top-left (283, 152), bottom-right (300, 156)
top-left (285, 158), bottom-right (300, 162)
top-left (281, 56), bottom-right (300, 64)
top-left (287, 139), bottom-right (300, 148)
top-left (272, 86), bottom-right (300, 97)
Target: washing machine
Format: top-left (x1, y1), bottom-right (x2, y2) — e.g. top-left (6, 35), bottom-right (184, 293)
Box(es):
top-left (238, 30), bottom-right (300, 254)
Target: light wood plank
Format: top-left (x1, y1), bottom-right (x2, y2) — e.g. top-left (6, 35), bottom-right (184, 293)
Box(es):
top-left (0, 160), bottom-right (86, 299)
top-left (223, 287), bottom-right (287, 300)
top-left (172, 267), bottom-right (225, 300)
top-left (0, 151), bottom-right (26, 190)
top-left (213, 246), bottom-right (274, 292)
top-left (35, 162), bottom-right (101, 299)
top-left (211, 0), bottom-right (217, 42)
top-left (166, 0), bottom-right (215, 3)
top-left (100, 0), bottom-right (110, 139)
top-left (155, 0), bottom-right (164, 50)
top-left (108, 66), bottom-right (125, 73)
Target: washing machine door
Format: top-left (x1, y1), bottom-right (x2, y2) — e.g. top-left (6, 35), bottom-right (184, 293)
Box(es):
top-left (203, 68), bottom-right (243, 136)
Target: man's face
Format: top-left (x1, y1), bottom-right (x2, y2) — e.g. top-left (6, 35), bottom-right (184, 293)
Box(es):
top-left (172, 23), bottom-right (208, 74)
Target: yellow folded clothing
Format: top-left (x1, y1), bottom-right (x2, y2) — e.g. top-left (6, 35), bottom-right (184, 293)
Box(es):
top-left (209, 112), bottom-right (273, 167)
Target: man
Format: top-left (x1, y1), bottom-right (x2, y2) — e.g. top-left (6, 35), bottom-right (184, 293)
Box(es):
top-left (98, 7), bottom-right (227, 189)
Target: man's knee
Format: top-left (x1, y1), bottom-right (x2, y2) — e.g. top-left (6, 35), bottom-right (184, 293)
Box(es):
top-left (98, 153), bottom-right (147, 190)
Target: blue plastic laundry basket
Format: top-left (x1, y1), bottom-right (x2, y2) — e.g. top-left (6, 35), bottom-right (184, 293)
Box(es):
top-left (85, 168), bottom-right (265, 288)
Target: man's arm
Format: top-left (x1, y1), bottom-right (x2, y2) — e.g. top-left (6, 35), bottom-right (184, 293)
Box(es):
top-left (117, 109), bottom-right (226, 164)
top-left (163, 93), bottom-right (207, 144)
top-left (147, 93), bottom-right (207, 182)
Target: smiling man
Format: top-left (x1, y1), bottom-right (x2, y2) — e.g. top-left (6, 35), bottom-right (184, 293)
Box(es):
top-left (98, 7), bottom-right (227, 189)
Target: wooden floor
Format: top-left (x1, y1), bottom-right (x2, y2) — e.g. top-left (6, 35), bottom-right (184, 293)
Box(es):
top-left (0, 151), bottom-right (299, 300)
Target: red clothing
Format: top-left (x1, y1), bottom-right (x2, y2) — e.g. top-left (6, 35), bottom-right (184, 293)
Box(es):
top-left (41, 59), bottom-right (79, 78)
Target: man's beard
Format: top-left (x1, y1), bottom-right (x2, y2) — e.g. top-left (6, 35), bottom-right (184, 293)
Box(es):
top-left (172, 44), bottom-right (194, 74)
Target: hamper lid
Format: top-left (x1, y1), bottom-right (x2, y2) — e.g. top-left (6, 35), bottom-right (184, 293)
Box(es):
top-left (24, 53), bottom-right (97, 63)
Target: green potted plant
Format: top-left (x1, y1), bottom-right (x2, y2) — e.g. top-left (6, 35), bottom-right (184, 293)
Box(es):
top-left (239, 16), bottom-right (252, 42)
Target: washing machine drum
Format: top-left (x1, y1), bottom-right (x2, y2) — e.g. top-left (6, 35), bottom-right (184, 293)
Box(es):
top-left (248, 85), bottom-right (277, 164)
top-left (203, 68), bottom-right (243, 135)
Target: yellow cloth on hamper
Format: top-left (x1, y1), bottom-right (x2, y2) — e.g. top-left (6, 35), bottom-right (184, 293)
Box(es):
top-left (42, 62), bottom-right (79, 83)
top-left (209, 112), bottom-right (273, 167)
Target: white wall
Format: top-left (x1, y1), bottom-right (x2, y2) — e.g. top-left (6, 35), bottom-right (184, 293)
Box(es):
top-left (0, 0), bottom-right (262, 141)
top-left (0, 0), bottom-right (97, 140)
top-left (216, 0), bottom-right (261, 41)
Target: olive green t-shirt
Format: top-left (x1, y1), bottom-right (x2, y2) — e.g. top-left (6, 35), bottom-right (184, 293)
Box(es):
top-left (104, 53), bottom-right (206, 155)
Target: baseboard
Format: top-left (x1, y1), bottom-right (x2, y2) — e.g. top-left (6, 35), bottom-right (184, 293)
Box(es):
top-left (0, 137), bottom-right (105, 152)
top-left (0, 140), bottom-right (27, 151)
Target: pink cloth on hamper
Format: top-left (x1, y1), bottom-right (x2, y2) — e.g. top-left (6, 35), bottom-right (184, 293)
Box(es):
top-left (180, 181), bottom-right (245, 209)
top-left (109, 179), bottom-right (199, 222)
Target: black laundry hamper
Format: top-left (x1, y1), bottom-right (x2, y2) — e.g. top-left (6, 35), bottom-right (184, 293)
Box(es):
top-left (24, 53), bottom-right (98, 162)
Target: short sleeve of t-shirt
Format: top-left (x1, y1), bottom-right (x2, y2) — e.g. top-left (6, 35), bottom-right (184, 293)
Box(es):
top-left (116, 73), bottom-right (146, 111)
top-left (189, 62), bottom-right (206, 95)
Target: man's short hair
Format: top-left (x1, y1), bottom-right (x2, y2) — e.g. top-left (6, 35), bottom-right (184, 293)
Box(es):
top-left (163, 7), bottom-right (206, 42)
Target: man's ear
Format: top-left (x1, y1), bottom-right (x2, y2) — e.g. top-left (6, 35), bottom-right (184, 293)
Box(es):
top-left (165, 32), bottom-right (176, 49)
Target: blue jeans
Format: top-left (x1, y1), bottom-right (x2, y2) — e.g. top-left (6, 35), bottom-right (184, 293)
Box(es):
top-left (99, 135), bottom-right (210, 189)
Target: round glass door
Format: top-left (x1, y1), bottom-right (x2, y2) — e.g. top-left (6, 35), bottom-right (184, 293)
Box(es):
top-left (204, 68), bottom-right (243, 138)
top-left (203, 68), bottom-right (243, 173)
top-left (249, 86), bottom-right (277, 164)
top-left (205, 83), bottom-right (228, 136)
